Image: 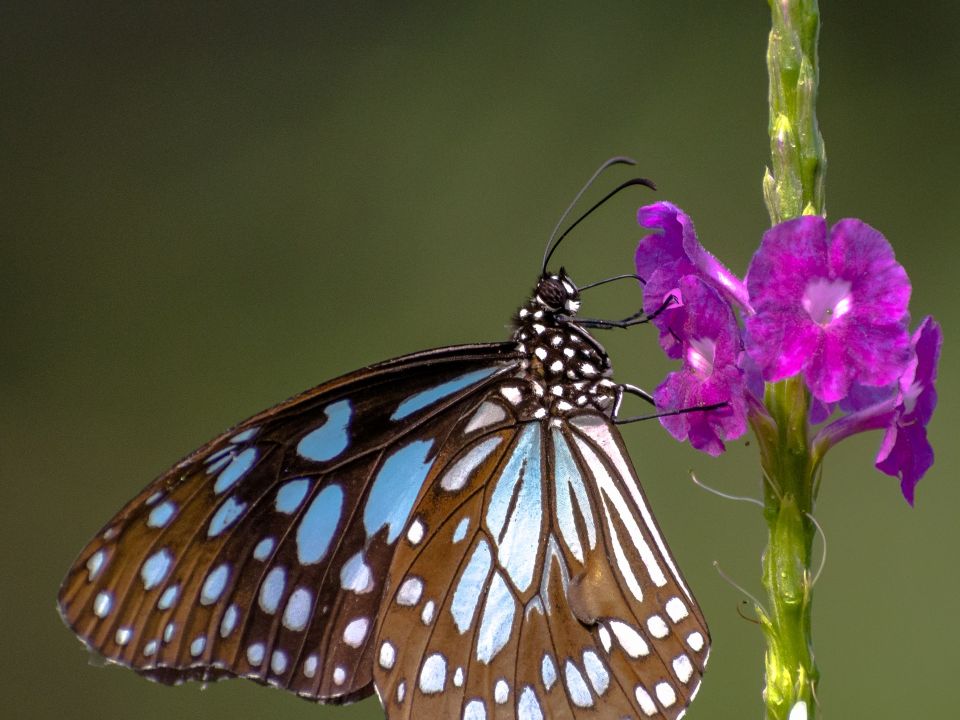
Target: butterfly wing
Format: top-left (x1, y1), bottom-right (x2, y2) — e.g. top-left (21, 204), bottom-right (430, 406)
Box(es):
top-left (373, 410), bottom-right (710, 720)
top-left (58, 343), bottom-right (521, 703)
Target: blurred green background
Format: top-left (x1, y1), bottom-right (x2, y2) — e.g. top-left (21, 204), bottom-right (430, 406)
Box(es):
top-left (3, 2), bottom-right (957, 719)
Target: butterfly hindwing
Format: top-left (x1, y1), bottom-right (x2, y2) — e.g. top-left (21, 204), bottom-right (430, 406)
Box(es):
top-left (372, 405), bottom-right (709, 720)
top-left (58, 344), bottom-right (521, 701)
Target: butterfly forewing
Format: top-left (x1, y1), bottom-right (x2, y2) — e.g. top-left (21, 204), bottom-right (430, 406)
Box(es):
top-left (58, 344), bottom-right (520, 700)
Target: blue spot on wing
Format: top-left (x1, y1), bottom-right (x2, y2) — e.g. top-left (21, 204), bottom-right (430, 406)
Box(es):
top-left (552, 429), bottom-right (596, 562)
top-left (140, 550), bottom-right (172, 590)
top-left (208, 496), bottom-right (247, 537)
top-left (275, 478), bottom-right (311, 514)
top-left (390, 368), bottom-right (498, 421)
top-left (451, 539), bottom-right (492, 632)
top-left (214, 448), bottom-right (258, 494)
top-left (486, 423), bottom-right (540, 538)
top-left (297, 400), bottom-right (352, 462)
top-left (296, 484), bottom-right (344, 564)
top-left (364, 439), bottom-right (435, 543)
top-left (486, 423), bottom-right (542, 592)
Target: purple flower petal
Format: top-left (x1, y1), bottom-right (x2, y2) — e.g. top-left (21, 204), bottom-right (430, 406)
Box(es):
top-left (652, 277), bottom-right (748, 456)
top-left (874, 316), bottom-right (942, 504)
top-left (635, 202), bottom-right (750, 357)
top-left (745, 216), bottom-right (912, 403)
top-left (838, 382), bottom-right (896, 413)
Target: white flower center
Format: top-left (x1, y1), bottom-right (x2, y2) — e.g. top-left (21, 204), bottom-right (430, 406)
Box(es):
top-left (686, 337), bottom-right (716, 380)
top-left (802, 278), bottom-right (852, 326)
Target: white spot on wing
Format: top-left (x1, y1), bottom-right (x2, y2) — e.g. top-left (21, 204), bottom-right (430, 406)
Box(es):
top-left (271, 649), bottom-right (288, 674)
top-left (609, 620), bottom-right (649, 657)
top-left (441, 436), bottom-right (504, 492)
top-left (647, 614), bottom-right (669, 638)
top-left (246, 642), bottom-right (265, 665)
top-left (541, 653), bottom-right (557, 690)
top-left (564, 660), bottom-right (593, 708)
top-left (634, 686), bottom-right (657, 716)
top-left (582, 650), bottom-right (609, 695)
top-left (343, 617), bottom-right (369, 647)
top-left (463, 699), bottom-right (486, 720)
top-left (655, 681), bottom-right (677, 707)
top-left (396, 577), bottom-right (423, 606)
top-left (597, 624), bottom-right (612, 652)
top-left (465, 401), bottom-right (507, 433)
top-left (421, 600), bottom-right (436, 625)
top-left (86, 550), bottom-right (106, 581)
top-left (340, 551), bottom-right (374, 594)
top-left (687, 631), bottom-right (705, 652)
top-left (500, 386), bottom-right (523, 405)
top-left (190, 636), bottom-right (206, 657)
top-left (93, 591), bottom-right (113, 618)
top-left (517, 685), bottom-right (544, 720)
top-left (666, 596), bottom-right (689, 623)
top-left (379, 641), bottom-right (396, 669)
top-left (673, 654), bottom-right (694, 683)
top-left (419, 653), bottom-right (447, 694)
top-left (406, 518), bottom-right (425, 545)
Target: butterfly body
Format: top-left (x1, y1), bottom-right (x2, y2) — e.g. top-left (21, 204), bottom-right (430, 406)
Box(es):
top-left (60, 269), bottom-right (710, 719)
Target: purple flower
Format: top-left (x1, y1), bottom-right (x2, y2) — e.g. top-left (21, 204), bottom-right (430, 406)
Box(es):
top-left (636, 202), bottom-right (751, 358)
top-left (745, 216), bottom-right (912, 403)
top-left (812, 316), bottom-right (941, 505)
top-left (875, 317), bottom-right (941, 505)
top-left (654, 276), bottom-right (749, 456)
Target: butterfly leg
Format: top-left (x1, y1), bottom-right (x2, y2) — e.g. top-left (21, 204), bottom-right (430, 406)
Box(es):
top-left (569, 293), bottom-right (679, 330)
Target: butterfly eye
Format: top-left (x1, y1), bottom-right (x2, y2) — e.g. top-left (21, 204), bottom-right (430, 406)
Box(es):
top-left (536, 276), bottom-right (573, 311)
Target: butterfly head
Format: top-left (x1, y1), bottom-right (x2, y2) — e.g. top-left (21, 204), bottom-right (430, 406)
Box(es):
top-left (535, 268), bottom-right (581, 316)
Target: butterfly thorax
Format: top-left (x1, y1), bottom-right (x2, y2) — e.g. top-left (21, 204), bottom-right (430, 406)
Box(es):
top-left (509, 272), bottom-right (617, 420)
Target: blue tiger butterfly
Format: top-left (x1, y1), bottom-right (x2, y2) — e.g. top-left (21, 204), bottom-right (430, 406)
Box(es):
top-left (59, 158), bottom-right (710, 720)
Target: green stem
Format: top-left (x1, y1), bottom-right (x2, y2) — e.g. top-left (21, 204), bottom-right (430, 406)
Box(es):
top-left (763, 0), bottom-right (826, 223)
top-left (756, 377), bottom-right (819, 720)
top-left (757, 1), bottom-right (827, 718)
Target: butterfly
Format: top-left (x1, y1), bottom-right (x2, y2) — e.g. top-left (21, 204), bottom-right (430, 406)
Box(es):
top-left (59, 158), bottom-right (710, 720)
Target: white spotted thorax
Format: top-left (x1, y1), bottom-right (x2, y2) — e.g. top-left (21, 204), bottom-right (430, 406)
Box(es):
top-left (511, 271), bottom-right (618, 422)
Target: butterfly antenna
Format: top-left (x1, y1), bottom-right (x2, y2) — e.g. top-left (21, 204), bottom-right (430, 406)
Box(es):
top-left (542, 156), bottom-right (637, 273)
top-left (577, 273), bottom-right (647, 292)
top-left (542, 176), bottom-right (657, 274)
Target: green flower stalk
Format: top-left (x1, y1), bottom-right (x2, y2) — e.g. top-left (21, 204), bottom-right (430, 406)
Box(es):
top-left (635, 5), bottom-right (938, 720)
top-left (759, 2), bottom-right (825, 718)
top-left (764, 0), bottom-right (825, 223)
